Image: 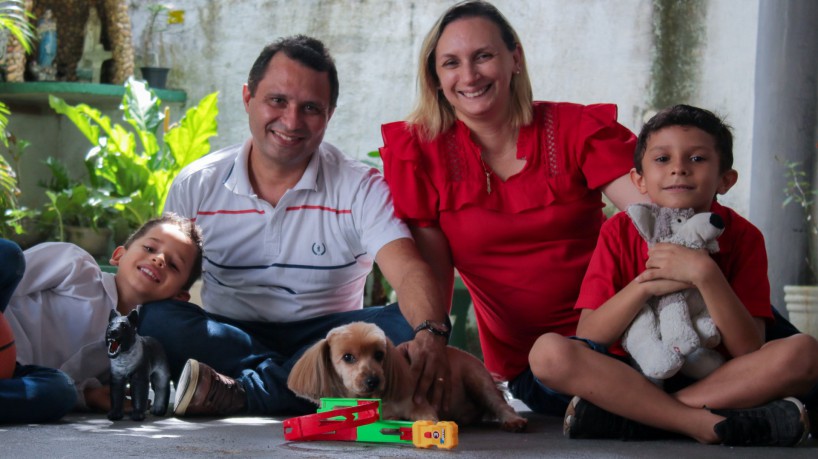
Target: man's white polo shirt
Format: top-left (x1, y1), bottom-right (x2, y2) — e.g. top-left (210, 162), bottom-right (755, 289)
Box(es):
top-left (165, 139), bottom-right (411, 322)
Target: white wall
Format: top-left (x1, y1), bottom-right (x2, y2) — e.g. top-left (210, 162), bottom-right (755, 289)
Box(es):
top-left (129, 0), bottom-right (759, 214)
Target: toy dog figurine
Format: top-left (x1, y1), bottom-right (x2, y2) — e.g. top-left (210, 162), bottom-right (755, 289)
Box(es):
top-left (106, 309), bottom-right (171, 421)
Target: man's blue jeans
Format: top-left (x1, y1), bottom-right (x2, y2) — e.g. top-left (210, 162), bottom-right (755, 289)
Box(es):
top-left (0, 239), bottom-right (76, 423)
top-left (139, 299), bottom-right (414, 415)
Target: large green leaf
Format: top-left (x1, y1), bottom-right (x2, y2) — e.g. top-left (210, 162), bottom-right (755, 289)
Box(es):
top-left (164, 91), bottom-right (219, 167)
top-left (48, 96), bottom-right (102, 146)
top-left (0, 1), bottom-right (36, 55)
top-left (122, 78), bottom-right (162, 156)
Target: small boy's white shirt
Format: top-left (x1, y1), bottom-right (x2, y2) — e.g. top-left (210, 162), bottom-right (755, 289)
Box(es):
top-left (5, 242), bottom-right (118, 409)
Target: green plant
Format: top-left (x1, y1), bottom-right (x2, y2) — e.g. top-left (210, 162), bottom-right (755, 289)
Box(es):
top-left (49, 77), bottom-right (219, 237)
top-left (0, 0), bottom-right (37, 237)
top-left (37, 156), bottom-right (122, 241)
top-left (781, 156), bottom-right (818, 283)
top-left (140, 3), bottom-right (171, 67)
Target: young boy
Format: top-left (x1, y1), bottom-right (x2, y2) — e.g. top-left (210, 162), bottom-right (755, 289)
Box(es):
top-left (527, 105), bottom-right (818, 446)
top-left (0, 213), bottom-right (202, 422)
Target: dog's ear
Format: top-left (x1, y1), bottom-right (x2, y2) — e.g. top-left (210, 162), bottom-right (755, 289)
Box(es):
top-left (109, 309), bottom-right (118, 322)
top-left (287, 338), bottom-right (343, 403)
top-left (382, 339), bottom-right (409, 402)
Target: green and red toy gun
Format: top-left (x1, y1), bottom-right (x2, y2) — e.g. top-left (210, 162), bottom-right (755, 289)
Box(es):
top-left (283, 398), bottom-right (458, 449)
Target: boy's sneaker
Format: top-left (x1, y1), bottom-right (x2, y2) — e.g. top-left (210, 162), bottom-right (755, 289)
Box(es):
top-left (712, 397), bottom-right (810, 447)
top-left (174, 359), bottom-right (247, 417)
top-left (564, 396), bottom-right (677, 440)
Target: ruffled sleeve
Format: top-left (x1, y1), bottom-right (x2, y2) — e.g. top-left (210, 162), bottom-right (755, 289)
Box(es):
top-left (380, 121), bottom-right (440, 227)
top-left (572, 103), bottom-right (636, 190)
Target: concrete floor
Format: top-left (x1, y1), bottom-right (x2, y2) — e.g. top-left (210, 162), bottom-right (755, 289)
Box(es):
top-left (2, 400), bottom-right (815, 458)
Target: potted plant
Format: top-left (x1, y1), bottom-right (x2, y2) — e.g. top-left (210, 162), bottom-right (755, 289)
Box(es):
top-left (781, 157), bottom-right (818, 339)
top-left (139, 3), bottom-right (172, 89)
top-left (38, 157), bottom-right (122, 257)
top-left (49, 77), bottom-right (219, 242)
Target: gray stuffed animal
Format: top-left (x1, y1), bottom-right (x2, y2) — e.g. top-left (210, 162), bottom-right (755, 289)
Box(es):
top-left (621, 203), bottom-right (726, 381)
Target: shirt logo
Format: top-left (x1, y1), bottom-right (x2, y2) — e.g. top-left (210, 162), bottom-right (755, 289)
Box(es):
top-left (312, 243), bottom-right (326, 256)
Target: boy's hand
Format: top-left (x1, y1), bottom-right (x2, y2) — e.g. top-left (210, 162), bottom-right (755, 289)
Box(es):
top-left (641, 243), bottom-right (717, 286)
top-left (635, 274), bottom-right (690, 297)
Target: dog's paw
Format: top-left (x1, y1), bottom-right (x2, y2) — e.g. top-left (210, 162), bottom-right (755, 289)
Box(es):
top-left (107, 411), bottom-right (123, 421)
top-left (129, 411), bottom-right (146, 422)
top-left (500, 414), bottom-right (528, 433)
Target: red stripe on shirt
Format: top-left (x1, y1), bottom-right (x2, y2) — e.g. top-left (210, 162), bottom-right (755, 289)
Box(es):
top-left (196, 209), bottom-right (266, 219)
top-left (285, 205), bottom-right (352, 214)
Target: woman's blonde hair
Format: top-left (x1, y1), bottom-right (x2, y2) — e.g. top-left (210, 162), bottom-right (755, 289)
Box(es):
top-left (407, 1), bottom-right (533, 141)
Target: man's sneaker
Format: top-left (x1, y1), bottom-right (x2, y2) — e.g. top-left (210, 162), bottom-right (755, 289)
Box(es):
top-left (174, 359), bottom-right (247, 417)
top-left (712, 397), bottom-right (810, 447)
top-left (564, 396), bottom-right (677, 440)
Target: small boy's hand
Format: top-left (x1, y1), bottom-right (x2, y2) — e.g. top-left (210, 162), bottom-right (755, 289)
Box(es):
top-left (635, 273), bottom-right (690, 297)
top-left (643, 243), bottom-right (716, 286)
top-left (84, 386), bottom-right (113, 412)
top-left (84, 385), bottom-right (142, 413)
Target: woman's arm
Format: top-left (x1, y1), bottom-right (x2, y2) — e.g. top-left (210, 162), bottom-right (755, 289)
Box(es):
top-left (601, 173), bottom-right (648, 211)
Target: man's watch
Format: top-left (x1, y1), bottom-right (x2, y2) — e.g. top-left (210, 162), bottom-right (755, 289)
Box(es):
top-left (413, 320), bottom-right (451, 341)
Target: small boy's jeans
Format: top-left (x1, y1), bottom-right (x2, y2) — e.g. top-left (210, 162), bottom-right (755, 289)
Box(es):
top-left (0, 239), bottom-right (76, 424)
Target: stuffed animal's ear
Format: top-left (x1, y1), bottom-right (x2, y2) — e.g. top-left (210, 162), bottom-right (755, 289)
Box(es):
top-left (674, 212), bottom-right (725, 251)
top-left (127, 309), bottom-right (139, 326)
top-left (287, 338), bottom-right (341, 403)
top-left (627, 203), bottom-right (658, 241)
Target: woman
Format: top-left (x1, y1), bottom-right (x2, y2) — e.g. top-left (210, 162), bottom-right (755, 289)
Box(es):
top-left (380, 0), bottom-right (645, 416)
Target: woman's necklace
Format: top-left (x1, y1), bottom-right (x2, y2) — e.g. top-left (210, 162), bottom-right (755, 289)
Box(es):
top-left (478, 153), bottom-right (494, 194)
top-left (476, 131), bottom-right (519, 195)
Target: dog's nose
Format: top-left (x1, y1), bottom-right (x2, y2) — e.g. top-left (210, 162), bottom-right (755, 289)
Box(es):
top-left (365, 376), bottom-right (380, 390)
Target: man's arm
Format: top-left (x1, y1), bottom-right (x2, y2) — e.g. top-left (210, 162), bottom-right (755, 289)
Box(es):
top-left (375, 237), bottom-right (451, 408)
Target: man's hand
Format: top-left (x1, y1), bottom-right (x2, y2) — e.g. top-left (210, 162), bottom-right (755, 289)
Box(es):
top-left (399, 331), bottom-right (450, 412)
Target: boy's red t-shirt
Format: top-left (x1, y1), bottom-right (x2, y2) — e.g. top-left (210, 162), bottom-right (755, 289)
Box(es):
top-left (576, 201), bottom-right (773, 355)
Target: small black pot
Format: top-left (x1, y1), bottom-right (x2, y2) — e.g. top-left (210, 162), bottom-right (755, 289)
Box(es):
top-left (140, 66), bottom-right (170, 89)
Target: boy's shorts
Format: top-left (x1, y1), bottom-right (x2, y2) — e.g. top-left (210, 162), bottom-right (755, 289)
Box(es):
top-left (508, 336), bottom-right (627, 416)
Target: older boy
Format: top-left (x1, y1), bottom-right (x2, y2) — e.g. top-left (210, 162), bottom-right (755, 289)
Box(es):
top-left (527, 105), bottom-right (818, 446)
top-left (0, 213), bottom-right (202, 422)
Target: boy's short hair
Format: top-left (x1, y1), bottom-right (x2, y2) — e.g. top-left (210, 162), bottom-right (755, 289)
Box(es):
top-left (123, 213), bottom-right (204, 291)
top-left (635, 104), bottom-right (734, 174)
top-left (246, 35), bottom-right (339, 109)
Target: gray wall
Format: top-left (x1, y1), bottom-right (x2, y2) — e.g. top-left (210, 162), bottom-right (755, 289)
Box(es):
top-left (128, 0), bottom-right (758, 214)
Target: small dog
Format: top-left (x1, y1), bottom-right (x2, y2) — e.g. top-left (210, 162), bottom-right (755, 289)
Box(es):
top-left (287, 322), bottom-right (527, 432)
top-left (106, 309), bottom-right (171, 421)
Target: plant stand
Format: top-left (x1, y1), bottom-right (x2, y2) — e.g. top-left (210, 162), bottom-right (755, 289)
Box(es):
top-left (783, 285), bottom-right (818, 340)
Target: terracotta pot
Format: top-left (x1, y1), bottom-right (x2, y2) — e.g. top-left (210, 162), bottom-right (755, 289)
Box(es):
top-left (784, 285), bottom-right (818, 340)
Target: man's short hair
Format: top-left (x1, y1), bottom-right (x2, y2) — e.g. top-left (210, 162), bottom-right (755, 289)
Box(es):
top-left (246, 35), bottom-right (339, 109)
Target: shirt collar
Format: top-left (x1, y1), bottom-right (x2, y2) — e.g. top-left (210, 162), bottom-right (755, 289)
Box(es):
top-left (224, 139), bottom-right (322, 196)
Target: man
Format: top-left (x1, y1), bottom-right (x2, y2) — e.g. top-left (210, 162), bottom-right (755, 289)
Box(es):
top-left (139, 35), bottom-right (450, 416)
